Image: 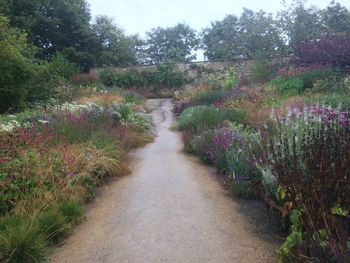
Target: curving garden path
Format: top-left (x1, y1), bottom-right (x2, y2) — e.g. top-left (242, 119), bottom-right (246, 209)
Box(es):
top-left (50, 99), bottom-right (279, 263)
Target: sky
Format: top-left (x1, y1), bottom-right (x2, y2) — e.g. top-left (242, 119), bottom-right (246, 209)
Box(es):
top-left (86, 0), bottom-right (349, 60)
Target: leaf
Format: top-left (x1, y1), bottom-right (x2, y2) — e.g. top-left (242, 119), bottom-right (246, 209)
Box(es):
top-left (277, 186), bottom-right (286, 200)
top-left (331, 204), bottom-right (349, 217)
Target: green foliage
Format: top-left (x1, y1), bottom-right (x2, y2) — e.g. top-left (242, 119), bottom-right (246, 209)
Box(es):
top-left (99, 62), bottom-right (185, 89)
top-left (278, 209), bottom-right (303, 262)
top-left (270, 76), bottom-right (304, 96)
top-left (202, 9), bottom-right (286, 60)
top-left (193, 89), bottom-right (227, 105)
top-left (38, 210), bottom-right (70, 244)
top-left (0, 218), bottom-right (48, 263)
top-left (100, 69), bottom-right (118, 87)
top-left (232, 181), bottom-right (255, 199)
top-left (196, 67), bottom-right (238, 90)
top-left (58, 200), bottom-right (85, 223)
top-left (249, 60), bottom-right (275, 83)
top-left (0, 0), bottom-right (99, 70)
top-left (28, 53), bottom-right (80, 102)
top-left (139, 23), bottom-right (199, 64)
top-left (270, 68), bottom-right (337, 96)
top-left (308, 93), bottom-right (350, 110)
top-left (92, 15), bottom-right (136, 67)
top-left (0, 15), bottom-right (33, 113)
top-left (177, 106), bottom-right (245, 134)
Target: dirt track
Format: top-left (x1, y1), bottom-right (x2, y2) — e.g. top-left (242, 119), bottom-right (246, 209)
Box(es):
top-left (50, 99), bottom-right (279, 263)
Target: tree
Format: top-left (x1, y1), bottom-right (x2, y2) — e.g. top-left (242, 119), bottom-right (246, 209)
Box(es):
top-left (0, 0), bottom-right (99, 70)
top-left (323, 1), bottom-right (350, 34)
top-left (142, 23), bottom-right (199, 64)
top-left (202, 9), bottom-right (286, 60)
top-left (278, 0), bottom-right (325, 52)
top-left (0, 15), bottom-right (34, 112)
top-left (202, 15), bottom-right (240, 61)
top-left (92, 15), bottom-right (136, 67)
top-left (237, 9), bottom-right (286, 58)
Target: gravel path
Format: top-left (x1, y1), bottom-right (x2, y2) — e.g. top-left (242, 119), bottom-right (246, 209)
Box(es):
top-left (50, 99), bottom-right (279, 263)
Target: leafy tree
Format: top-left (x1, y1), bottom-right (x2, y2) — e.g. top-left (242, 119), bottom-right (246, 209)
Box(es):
top-left (92, 15), bottom-right (136, 67)
top-left (323, 1), bottom-right (350, 34)
top-left (237, 9), bottom-right (286, 58)
top-left (201, 15), bottom-right (240, 61)
top-left (0, 15), bottom-right (34, 112)
top-left (202, 9), bottom-right (286, 60)
top-left (278, 0), bottom-right (325, 52)
top-left (142, 23), bottom-right (199, 64)
top-left (0, 0), bottom-right (99, 70)
top-left (27, 53), bottom-right (80, 102)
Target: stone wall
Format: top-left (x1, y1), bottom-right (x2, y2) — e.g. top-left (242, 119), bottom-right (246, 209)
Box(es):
top-left (90, 57), bottom-right (291, 80)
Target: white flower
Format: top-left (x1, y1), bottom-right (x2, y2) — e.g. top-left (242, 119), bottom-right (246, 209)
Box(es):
top-left (38, 120), bottom-right (49, 124)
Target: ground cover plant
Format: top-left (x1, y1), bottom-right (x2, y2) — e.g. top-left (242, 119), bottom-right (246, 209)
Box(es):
top-left (0, 89), bottom-right (153, 262)
top-left (175, 57), bottom-right (350, 262)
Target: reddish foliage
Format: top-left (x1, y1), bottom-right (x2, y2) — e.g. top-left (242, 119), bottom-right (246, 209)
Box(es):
top-left (294, 33), bottom-right (350, 68)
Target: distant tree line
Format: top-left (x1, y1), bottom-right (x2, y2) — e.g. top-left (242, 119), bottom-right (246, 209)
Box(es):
top-left (0, 0), bottom-right (349, 112)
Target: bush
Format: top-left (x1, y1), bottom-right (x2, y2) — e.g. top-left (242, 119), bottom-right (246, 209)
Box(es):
top-left (269, 76), bottom-right (304, 96)
top-left (295, 33), bottom-right (350, 68)
top-left (270, 68), bottom-right (336, 95)
top-left (99, 62), bottom-right (185, 89)
top-left (263, 105), bottom-right (350, 262)
top-left (177, 106), bottom-right (245, 134)
top-left (100, 69), bottom-right (117, 87)
top-left (192, 89), bottom-right (227, 105)
top-left (28, 62), bottom-right (79, 103)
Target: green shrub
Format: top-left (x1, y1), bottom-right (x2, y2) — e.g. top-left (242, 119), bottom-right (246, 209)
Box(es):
top-left (193, 89), bottom-right (227, 105)
top-left (0, 218), bottom-right (48, 262)
top-left (270, 68), bottom-right (337, 96)
top-left (99, 62), bottom-right (185, 89)
top-left (270, 76), bottom-right (304, 96)
top-left (37, 210), bottom-right (70, 244)
top-left (177, 106), bottom-right (245, 134)
top-left (122, 92), bottom-right (143, 104)
top-left (298, 68), bottom-right (335, 90)
top-left (100, 69), bottom-right (117, 87)
top-left (27, 53), bottom-right (80, 103)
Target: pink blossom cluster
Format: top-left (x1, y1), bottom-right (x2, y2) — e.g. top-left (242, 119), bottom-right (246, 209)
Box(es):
top-left (306, 105), bottom-right (350, 126)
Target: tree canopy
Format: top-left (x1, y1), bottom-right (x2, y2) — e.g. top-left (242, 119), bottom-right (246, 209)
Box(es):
top-left (202, 1), bottom-right (350, 60)
top-left (0, 15), bottom-right (33, 112)
top-left (139, 23), bottom-right (200, 65)
top-left (92, 15), bottom-right (137, 67)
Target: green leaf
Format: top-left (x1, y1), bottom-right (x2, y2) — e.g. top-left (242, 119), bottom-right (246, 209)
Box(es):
top-left (331, 204), bottom-right (349, 217)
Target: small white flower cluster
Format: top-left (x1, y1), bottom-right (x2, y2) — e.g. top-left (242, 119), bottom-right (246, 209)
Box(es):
top-left (53, 102), bottom-right (104, 113)
top-left (0, 119), bottom-right (21, 133)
